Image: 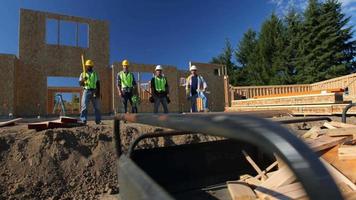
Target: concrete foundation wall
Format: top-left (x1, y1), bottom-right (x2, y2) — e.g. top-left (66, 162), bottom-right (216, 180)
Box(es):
top-left (0, 54), bottom-right (17, 116)
top-left (16, 9), bottom-right (111, 116)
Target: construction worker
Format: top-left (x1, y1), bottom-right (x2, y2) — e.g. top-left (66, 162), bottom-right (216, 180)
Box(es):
top-left (186, 65), bottom-right (209, 112)
top-left (79, 59), bottom-right (101, 124)
top-left (150, 65), bottom-right (169, 113)
top-left (117, 59), bottom-right (137, 113)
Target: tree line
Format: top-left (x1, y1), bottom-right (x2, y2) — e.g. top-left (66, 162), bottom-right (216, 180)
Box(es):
top-left (211, 0), bottom-right (356, 86)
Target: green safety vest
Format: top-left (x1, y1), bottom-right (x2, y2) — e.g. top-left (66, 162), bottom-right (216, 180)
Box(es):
top-left (119, 71), bottom-right (134, 88)
top-left (155, 76), bottom-right (166, 92)
top-left (82, 71), bottom-right (98, 90)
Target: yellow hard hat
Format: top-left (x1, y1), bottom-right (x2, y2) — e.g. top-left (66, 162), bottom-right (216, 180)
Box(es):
top-left (122, 59), bottom-right (129, 66)
top-left (85, 60), bottom-right (94, 67)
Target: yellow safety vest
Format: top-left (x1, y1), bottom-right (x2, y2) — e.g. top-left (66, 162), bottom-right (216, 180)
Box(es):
top-left (82, 71), bottom-right (98, 90)
top-left (155, 76), bottom-right (166, 92)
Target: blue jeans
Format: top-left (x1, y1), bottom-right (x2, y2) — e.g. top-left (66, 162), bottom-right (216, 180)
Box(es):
top-left (154, 96), bottom-right (169, 113)
top-left (121, 91), bottom-right (135, 113)
top-left (80, 89), bottom-right (101, 123)
top-left (191, 91), bottom-right (208, 112)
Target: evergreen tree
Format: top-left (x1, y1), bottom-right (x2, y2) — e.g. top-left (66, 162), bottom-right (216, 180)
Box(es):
top-left (235, 29), bottom-right (258, 85)
top-left (255, 13), bottom-right (285, 85)
top-left (211, 39), bottom-right (237, 84)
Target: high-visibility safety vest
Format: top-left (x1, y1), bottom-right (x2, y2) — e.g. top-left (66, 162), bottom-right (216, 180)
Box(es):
top-left (82, 71), bottom-right (98, 90)
top-left (119, 71), bottom-right (134, 88)
top-left (155, 76), bottom-right (166, 92)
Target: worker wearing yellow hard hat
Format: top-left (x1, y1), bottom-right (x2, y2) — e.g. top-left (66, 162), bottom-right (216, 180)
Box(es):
top-left (79, 59), bottom-right (102, 124)
top-left (117, 59), bottom-right (137, 113)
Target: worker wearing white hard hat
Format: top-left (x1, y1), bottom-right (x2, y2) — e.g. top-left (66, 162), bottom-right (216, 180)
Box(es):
top-left (150, 65), bottom-right (169, 113)
top-left (186, 65), bottom-right (209, 112)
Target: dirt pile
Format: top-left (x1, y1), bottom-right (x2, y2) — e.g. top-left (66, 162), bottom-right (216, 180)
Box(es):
top-left (0, 122), bottom-right (118, 200)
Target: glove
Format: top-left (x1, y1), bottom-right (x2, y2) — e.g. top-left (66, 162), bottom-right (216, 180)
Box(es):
top-left (149, 96), bottom-right (154, 103)
top-left (166, 96), bottom-right (171, 104)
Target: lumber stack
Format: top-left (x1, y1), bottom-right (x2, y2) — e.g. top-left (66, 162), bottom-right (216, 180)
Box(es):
top-left (227, 120), bottom-right (356, 200)
top-left (28, 116), bottom-right (83, 131)
top-left (226, 92), bottom-right (356, 115)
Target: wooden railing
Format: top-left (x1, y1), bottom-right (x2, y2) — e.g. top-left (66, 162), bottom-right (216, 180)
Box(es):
top-left (230, 84), bottom-right (311, 100)
top-left (311, 73), bottom-right (356, 96)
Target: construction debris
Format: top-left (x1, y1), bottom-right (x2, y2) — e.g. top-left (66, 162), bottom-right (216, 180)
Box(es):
top-left (28, 116), bottom-right (83, 131)
top-left (0, 118), bottom-right (22, 127)
top-left (228, 120), bottom-right (356, 200)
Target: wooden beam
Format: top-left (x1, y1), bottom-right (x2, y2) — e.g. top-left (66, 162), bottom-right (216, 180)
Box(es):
top-left (227, 181), bottom-right (257, 200)
top-left (319, 127), bottom-right (356, 139)
top-left (0, 118), bottom-right (22, 127)
top-left (242, 150), bottom-right (267, 181)
top-left (323, 122), bottom-right (337, 129)
top-left (329, 121), bottom-right (356, 128)
top-left (305, 135), bottom-right (351, 152)
top-left (302, 126), bottom-right (321, 139)
top-left (254, 161), bottom-right (278, 179)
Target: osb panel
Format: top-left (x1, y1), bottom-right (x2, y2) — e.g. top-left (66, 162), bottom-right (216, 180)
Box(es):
top-left (17, 9), bottom-right (110, 116)
top-left (0, 54), bottom-right (17, 116)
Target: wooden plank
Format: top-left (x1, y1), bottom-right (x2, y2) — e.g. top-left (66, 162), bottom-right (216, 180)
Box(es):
top-left (321, 145), bottom-right (356, 184)
top-left (258, 166), bottom-right (296, 189)
top-left (60, 116), bottom-right (78, 124)
top-left (338, 145), bottom-right (356, 160)
top-left (329, 121), bottom-right (356, 128)
top-left (255, 182), bottom-right (307, 200)
top-left (302, 126), bottom-right (321, 139)
top-left (242, 150), bottom-right (267, 181)
top-left (227, 181), bottom-right (257, 200)
top-left (320, 158), bottom-right (356, 190)
top-left (319, 127), bottom-right (356, 138)
top-left (305, 135), bottom-right (351, 152)
top-left (28, 119), bottom-right (82, 131)
top-left (323, 122), bottom-right (337, 129)
top-left (0, 118), bottom-right (22, 127)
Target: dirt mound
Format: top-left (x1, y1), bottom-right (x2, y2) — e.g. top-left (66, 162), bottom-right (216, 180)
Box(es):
top-left (0, 122), bottom-right (118, 200)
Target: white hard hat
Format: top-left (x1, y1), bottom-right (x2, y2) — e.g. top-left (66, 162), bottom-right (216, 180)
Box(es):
top-left (155, 65), bottom-right (163, 71)
top-left (190, 65), bottom-right (198, 71)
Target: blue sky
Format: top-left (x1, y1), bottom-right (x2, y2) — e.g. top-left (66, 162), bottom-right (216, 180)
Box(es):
top-left (1, 0), bottom-right (355, 82)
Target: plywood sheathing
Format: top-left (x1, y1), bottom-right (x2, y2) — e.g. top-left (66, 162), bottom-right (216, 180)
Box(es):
top-left (17, 9), bottom-right (111, 116)
top-left (0, 54), bottom-right (17, 116)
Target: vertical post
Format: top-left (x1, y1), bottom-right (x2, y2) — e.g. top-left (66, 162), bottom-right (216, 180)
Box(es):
top-left (76, 23), bottom-right (79, 47)
top-left (112, 65), bottom-right (116, 114)
top-left (113, 119), bottom-right (122, 157)
top-left (224, 76), bottom-right (231, 107)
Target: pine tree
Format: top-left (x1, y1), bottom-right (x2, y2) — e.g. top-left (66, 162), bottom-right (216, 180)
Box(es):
top-left (317, 0), bottom-right (355, 79)
top-left (211, 39), bottom-right (237, 84)
top-left (296, 0), bottom-right (355, 83)
top-left (235, 29), bottom-right (258, 85)
top-left (254, 13), bottom-right (285, 85)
